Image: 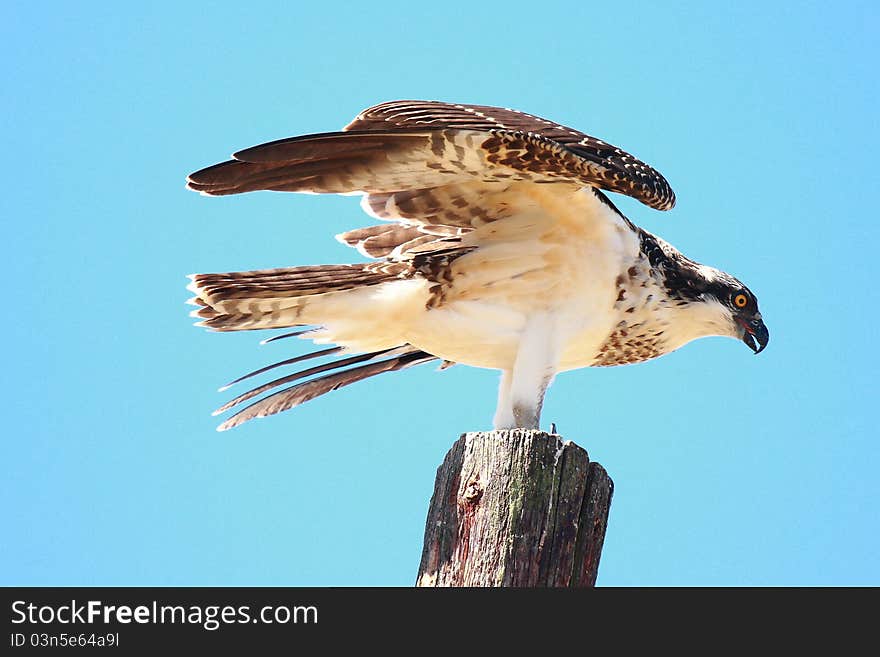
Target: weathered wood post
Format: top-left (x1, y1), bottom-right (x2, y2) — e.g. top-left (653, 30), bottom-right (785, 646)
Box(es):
top-left (416, 429), bottom-right (613, 587)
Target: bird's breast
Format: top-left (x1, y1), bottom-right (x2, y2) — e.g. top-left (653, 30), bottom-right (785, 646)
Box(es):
top-left (404, 195), bottom-right (643, 370)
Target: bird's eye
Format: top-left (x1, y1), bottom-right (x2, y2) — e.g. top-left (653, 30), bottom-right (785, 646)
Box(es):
top-left (734, 293), bottom-right (748, 308)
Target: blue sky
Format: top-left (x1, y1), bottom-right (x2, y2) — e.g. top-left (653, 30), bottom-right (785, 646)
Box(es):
top-left (2, 1), bottom-right (877, 586)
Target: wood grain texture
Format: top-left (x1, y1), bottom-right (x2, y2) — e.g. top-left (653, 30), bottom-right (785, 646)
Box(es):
top-left (417, 430), bottom-right (613, 587)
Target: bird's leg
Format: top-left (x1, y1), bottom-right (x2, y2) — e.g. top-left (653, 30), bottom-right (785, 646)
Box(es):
top-left (493, 370), bottom-right (515, 429)
top-left (496, 314), bottom-right (558, 430)
top-left (511, 372), bottom-right (552, 429)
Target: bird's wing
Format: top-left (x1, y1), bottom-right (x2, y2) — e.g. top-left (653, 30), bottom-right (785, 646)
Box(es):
top-left (335, 222), bottom-right (468, 260)
top-left (213, 347), bottom-right (437, 432)
top-left (187, 100), bottom-right (675, 220)
top-left (345, 100), bottom-right (674, 211)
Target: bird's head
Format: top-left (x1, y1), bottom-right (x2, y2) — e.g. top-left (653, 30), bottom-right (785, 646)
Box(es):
top-left (641, 231), bottom-right (769, 355)
top-left (671, 263), bottom-right (770, 355)
top-left (703, 272), bottom-right (769, 354)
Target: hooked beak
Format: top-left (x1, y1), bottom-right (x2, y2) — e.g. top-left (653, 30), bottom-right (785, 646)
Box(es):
top-left (738, 315), bottom-right (769, 354)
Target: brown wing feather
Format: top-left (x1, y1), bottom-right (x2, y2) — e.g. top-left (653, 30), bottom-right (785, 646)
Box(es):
top-left (187, 102), bottom-right (674, 211)
top-left (336, 224), bottom-right (437, 258)
top-left (214, 347), bottom-right (409, 415)
top-left (215, 349), bottom-right (438, 431)
top-left (187, 130), bottom-right (475, 196)
top-left (346, 100), bottom-right (675, 210)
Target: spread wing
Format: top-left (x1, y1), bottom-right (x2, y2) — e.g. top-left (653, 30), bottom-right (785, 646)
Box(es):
top-left (188, 101), bottom-right (673, 204)
top-left (187, 100), bottom-right (674, 259)
top-left (344, 100), bottom-right (674, 211)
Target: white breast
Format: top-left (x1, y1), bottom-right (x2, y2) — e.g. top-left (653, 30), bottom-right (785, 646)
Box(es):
top-left (402, 186), bottom-right (642, 371)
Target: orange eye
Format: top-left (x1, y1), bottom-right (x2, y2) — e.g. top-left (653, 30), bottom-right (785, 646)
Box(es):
top-left (734, 293), bottom-right (748, 308)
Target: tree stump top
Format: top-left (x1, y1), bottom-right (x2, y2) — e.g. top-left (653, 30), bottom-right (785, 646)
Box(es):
top-left (417, 429), bottom-right (613, 587)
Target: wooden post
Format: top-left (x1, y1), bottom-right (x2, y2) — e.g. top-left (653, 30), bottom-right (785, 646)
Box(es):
top-left (416, 429), bottom-right (613, 587)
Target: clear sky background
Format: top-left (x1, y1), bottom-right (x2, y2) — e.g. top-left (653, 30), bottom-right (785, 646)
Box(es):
top-left (3, 1), bottom-right (877, 586)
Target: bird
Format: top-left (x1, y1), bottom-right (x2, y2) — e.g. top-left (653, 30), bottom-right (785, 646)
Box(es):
top-left (186, 100), bottom-right (768, 432)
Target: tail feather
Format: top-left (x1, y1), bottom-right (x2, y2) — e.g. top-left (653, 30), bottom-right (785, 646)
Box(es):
top-left (214, 347), bottom-right (407, 415)
top-left (189, 307), bottom-right (280, 331)
top-left (215, 348), bottom-right (437, 431)
top-left (187, 262), bottom-right (409, 332)
top-left (259, 328), bottom-right (320, 345)
top-left (218, 346), bottom-right (342, 391)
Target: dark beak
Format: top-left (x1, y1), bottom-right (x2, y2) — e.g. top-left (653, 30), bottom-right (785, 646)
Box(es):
top-left (739, 316), bottom-right (769, 354)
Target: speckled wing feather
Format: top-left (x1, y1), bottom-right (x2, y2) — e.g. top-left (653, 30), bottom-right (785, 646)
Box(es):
top-left (335, 223), bottom-right (467, 259)
top-left (187, 101), bottom-right (674, 213)
top-left (345, 100), bottom-right (675, 211)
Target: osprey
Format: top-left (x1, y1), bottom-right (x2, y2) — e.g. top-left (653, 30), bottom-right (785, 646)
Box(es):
top-left (187, 100), bottom-right (769, 431)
